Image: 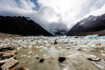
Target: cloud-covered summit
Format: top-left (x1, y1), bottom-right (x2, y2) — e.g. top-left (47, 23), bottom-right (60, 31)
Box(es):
top-left (0, 0), bottom-right (105, 32)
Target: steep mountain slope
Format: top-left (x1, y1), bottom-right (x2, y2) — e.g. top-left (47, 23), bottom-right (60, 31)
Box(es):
top-left (0, 16), bottom-right (52, 36)
top-left (67, 14), bottom-right (105, 36)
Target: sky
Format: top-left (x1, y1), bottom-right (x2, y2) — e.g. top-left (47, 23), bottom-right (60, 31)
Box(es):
top-left (0, 0), bottom-right (105, 32)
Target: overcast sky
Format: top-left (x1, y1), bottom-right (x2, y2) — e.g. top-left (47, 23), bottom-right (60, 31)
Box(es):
top-left (0, 0), bottom-right (105, 31)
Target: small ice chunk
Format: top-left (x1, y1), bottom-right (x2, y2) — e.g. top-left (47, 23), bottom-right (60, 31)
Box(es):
top-left (34, 54), bottom-right (38, 58)
top-left (87, 54), bottom-right (97, 58)
top-left (28, 51), bottom-right (32, 54)
top-left (48, 47), bottom-right (59, 56)
top-left (67, 53), bottom-right (79, 58)
top-left (101, 53), bottom-right (105, 56)
top-left (63, 68), bottom-right (68, 70)
top-left (21, 55), bottom-right (26, 58)
top-left (17, 47), bottom-right (21, 50)
top-left (93, 62), bottom-right (104, 70)
top-left (27, 56), bottom-right (31, 58)
top-left (42, 47), bottom-right (48, 50)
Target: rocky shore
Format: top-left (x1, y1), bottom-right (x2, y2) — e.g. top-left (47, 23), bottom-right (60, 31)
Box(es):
top-left (0, 36), bottom-right (105, 70)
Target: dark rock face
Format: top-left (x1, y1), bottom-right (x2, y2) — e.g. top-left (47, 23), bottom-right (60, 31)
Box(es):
top-left (67, 14), bottom-right (105, 36)
top-left (0, 16), bottom-right (52, 36)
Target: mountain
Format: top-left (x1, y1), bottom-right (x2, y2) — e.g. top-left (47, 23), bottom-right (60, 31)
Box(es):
top-left (67, 14), bottom-right (105, 36)
top-left (0, 16), bottom-right (52, 36)
top-left (50, 29), bottom-right (67, 36)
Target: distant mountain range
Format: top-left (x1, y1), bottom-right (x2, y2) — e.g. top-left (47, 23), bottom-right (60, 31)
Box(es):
top-left (67, 14), bottom-right (105, 36)
top-left (1, 14), bottom-right (105, 37)
top-left (50, 29), bottom-right (67, 36)
top-left (0, 16), bottom-right (52, 36)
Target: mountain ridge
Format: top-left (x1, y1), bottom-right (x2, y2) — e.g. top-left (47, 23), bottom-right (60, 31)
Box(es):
top-left (0, 16), bottom-right (53, 36)
top-left (67, 14), bottom-right (105, 36)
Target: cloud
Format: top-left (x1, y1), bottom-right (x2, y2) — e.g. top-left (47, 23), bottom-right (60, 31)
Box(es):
top-left (0, 0), bottom-right (105, 32)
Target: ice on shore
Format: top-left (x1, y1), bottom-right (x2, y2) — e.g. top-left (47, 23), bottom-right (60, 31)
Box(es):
top-left (0, 36), bottom-right (105, 70)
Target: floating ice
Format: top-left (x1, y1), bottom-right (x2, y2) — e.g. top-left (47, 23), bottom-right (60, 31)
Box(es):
top-left (101, 54), bottom-right (105, 56)
top-left (28, 51), bottom-right (32, 54)
top-left (67, 53), bottom-right (79, 58)
top-left (85, 34), bottom-right (99, 39)
top-left (48, 47), bottom-right (59, 56)
top-left (21, 55), bottom-right (27, 58)
top-left (92, 62), bottom-right (104, 70)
